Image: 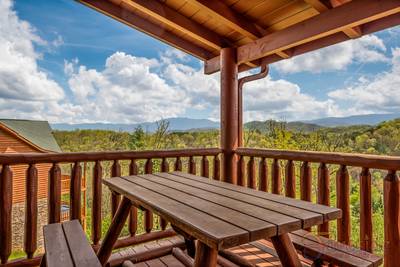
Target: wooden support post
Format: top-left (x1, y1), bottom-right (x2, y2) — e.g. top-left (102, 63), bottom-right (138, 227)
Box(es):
top-left (220, 47), bottom-right (238, 184)
top-left (92, 161), bottom-right (102, 245)
top-left (194, 242), bottom-right (218, 267)
top-left (384, 170), bottom-right (400, 267)
top-left (360, 167), bottom-right (373, 252)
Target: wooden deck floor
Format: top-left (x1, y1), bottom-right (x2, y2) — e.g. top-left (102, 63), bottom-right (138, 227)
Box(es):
top-left (113, 236), bottom-right (314, 267)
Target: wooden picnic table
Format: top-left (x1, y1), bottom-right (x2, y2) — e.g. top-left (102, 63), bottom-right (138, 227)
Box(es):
top-left (98, 171), bottom-right (341, 267)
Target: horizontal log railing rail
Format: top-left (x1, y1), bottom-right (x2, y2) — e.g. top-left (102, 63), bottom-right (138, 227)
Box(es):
top-left (0, 148), bottom-right (221, 267)
top-left (235, 147), bottom-right (400, 267)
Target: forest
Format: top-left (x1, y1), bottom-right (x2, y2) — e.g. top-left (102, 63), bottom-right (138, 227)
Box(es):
top-left (53, 118), bottom-right (400, 255)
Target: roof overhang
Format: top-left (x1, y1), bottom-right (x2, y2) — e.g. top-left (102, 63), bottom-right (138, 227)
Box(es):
top-left (77, 0), bottom-right (400, 74)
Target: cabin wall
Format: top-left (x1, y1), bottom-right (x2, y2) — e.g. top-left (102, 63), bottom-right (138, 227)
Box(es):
top-left (0, 128), bottom-right (51, 204)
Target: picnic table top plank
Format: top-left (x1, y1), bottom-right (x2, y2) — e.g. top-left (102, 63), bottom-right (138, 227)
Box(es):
top-left (103, 172), bottom-right (341, 250)
top-left (103, 177), bottom-right (249, 249)
top-left (153, 172), bottom-right (323, 229)
top-left (43, 223), bottom-right (74, 267)
top-left (171, 171), bottom-right (341, 221)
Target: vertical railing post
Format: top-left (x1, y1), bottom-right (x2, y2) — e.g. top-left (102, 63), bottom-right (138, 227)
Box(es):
top-left (25, 164), bottom-right (38, 258)
top-left (285, 160), bottom-right (295, 198)
top-left (220, 47), bottom-right (238, 184)
top-left (360, 167), bottom-right (373, 252)
top-left (300, 161), bottom-right (312, 202)
top-left (111, 160), bottom-right (121, 218)
top-left (70, 162), bottom-right (82, 222)
top-left (336, 165), bottom-right (351, 245)
top-left (384, 170), bottom-right (400, 267)
top-left (201, 156), bottom-right (209, 178)
top-left (213, 155), bottom-right (220, 181)
top-left (48, 163), bottom-right (61, 223)
top-left (272, 159), bottom-right (281, 194)
top-left (259, 157), bottom-right (268, 192)
top-left (92, 161), bottom-right (102, 245)
top-left (237, 155), bottom-right (245, 186)
top-left (247, 156), bottom-right (256, 189)
top-left (318, 163), bottom-right (330, 238)
top-left (189, 156), bottom-right (196, 175)
top-left (160, 158), bottom-right (169, 230)
top-left (129, 160), bottom-right (138, 236)
top-left (0, 165), bottom-right (12, 264)
top-left (144, 158), bottom-right (153, 233)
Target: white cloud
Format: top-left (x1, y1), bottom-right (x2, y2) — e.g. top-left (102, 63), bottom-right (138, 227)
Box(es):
top-left (274, 35), bottom-right (388, 73)
top-left (0, 0), bottom-right (64, 105)
top-left (328, 48), bottom-right (400, 114)
top-left (242, 77), bottom-right (340, 121)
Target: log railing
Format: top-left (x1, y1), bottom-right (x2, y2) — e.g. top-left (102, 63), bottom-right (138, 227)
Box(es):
top-left (0, 148), bottom-right (221, 266)
top-left (235, 147), bottom-right (400, 267)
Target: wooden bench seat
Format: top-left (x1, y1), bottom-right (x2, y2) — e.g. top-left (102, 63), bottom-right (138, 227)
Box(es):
top-left (289, 230), bottom-right (382, 267)
top-left (247, 230), bottom-right (382, 267)
top-left (42, 220), bottom-right (101, 267)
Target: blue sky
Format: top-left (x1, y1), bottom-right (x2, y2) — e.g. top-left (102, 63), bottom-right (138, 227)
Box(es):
top-left (1, 0), bottom-right (400, 123)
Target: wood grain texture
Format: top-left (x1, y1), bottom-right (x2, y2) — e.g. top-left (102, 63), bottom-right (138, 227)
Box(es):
top-left (24, 164), bottom-right (38, 259)
top-left (0, 165), bottom-right (12, 264)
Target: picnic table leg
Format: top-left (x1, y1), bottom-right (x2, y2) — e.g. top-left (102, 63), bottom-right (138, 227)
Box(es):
top-left (194, 241), bottom-right (218, 267)
top-left (271, 233), bottom-right (302, 267)
top-left (97, 196), bottom-right (131, 266)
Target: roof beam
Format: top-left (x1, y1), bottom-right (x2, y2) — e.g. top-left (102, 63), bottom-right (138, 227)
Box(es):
top-left (78, 0), bottom-right (214, 60)
top-left (305, 0), bottom-right (362, 38)
top-left (184, 0), bottom-right (263, 39)
top-left (206, 12), bottom-right (400, 74)
top-left (119, 0), bottom-right (230, 50)
top-left (205, 0), bottom-right (400, 73)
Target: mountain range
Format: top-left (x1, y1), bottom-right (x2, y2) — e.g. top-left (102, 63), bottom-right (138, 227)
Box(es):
top-left (51, 113), bottom-right (400, 132)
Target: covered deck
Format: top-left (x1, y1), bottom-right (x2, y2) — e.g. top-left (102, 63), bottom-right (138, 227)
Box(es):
top-left (1, 1), bottom-right (400, 267)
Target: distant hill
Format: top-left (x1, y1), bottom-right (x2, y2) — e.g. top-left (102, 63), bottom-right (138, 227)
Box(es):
top-left (245, 120), bottom-right (322, 133)
top-left (52, 118), bottom-right (219, 132)
top-left (303, 113), bottom-right (400, 127)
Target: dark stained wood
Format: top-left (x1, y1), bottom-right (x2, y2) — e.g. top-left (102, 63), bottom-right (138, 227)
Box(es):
top-left (175, 157), bottom-right (182, 171)
top-left (300, 161), bottom-right (312, 202)
top-left (220, 47), bottom-right (238, 185)
top-left (0, 165), bottom-right (12, 264)
top-left (111, 160), bottom-right (122, 217)
top-left (62, 220), bottom-right (101, 267)
top-left (237, 155), bottom-right (245, 186)
top-left (0, 148), bottom-right (221, 165)
top-left (291, 229), bottom-right (382, 267)
top-left (43, 223), bottom-right (74, 267)
top-left (25, 164), bottom-right (38, 259)
top-left (161, 158), bottom-right (169, 173)
top-left (236, 147), bottom-right (400, 171)
top-left (48, 163), bottom-right (61, 224)
top-left (317, 163), bottom-right (330, 238)
top-left (97, 196), bottom-right (132, 265)
top-left (129, 160), bottom-right (138, 236)
top-left (360, 167), bottom-right (373, 252)
top-left (271, 234), bottom-right (302, 267)
top-left (92, 161), bottom-right (102, 245)
top-left (103, 177), bottom-right (249, 250)
top-left (188, 156), bottom-right (196, 175)
top-left (285, 160), bottom-right (296, 198)
top-left (142, 174), bottom-right (300, 234)
top-left (78, 0), bottom-right (214, 61)
top-left (170, 172), bottom-right (340, 222)
top-left (383, 170), bottom-right (400, 267)
top-left (336, 165), bottom-right (351, 245)
top-left (154, 173), bottom-right (318, 231)
top-left (194, 241), bottom-right (218, 267)
top-left (124, 0), bottom-right (229, 50)
top-left (160, 158), bottom-right (169, 231)
top-left (258, 157), bottom-right (268, 192)
top-left (172, 248), bottom-right (194, 267)
top-left (213, 155), bottom-right (220, 181)
top-left (144, 158), bottom-right (153, 233)
top-left (201, 155), bottom-right (209, 178)
top-left (128, 175), bottom-right (279, 240)
top-left (70, 162), bottom-right (82, 222)
top-left (247, 156), bottom-right (256, 189)
top-left (271, 159), bottom-right (281, 194)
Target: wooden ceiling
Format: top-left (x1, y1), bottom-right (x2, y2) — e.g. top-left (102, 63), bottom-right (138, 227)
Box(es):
top-left (78, 0), bottom-right (400, 74)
